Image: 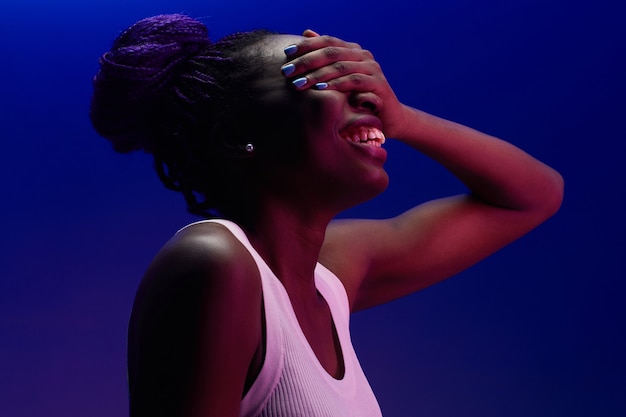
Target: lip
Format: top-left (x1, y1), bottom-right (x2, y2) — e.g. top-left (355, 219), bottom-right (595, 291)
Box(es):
top-left (349, 139), bottom-right (387, 164)
top-left (338, 116), bottom-right (384, 136)
top-left (338, 116), bottom-right (387, 163)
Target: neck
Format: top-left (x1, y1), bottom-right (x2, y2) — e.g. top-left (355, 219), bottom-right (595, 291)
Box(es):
top-left (235, 198), bottom-right (336, 299)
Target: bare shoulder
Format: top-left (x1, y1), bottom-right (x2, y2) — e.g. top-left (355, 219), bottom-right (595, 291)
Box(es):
top-left (129, 221), bottom-right (262, 417)
top-left (130, 221), bottom-right (263, 342)
top-left (136, 221), bottom-right (260, 303)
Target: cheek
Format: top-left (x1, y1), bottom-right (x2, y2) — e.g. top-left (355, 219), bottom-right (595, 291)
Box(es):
top-left (243, 96), bottom-right (304, 152)
top-left (298, 95), bottom-right (345, 150)
top-left (304, 92), bottom-right (343, 122)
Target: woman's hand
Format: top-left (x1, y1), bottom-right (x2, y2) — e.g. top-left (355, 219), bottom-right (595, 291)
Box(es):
top-left (300, 35), bottom-right (564, 312)
top-left (281, 30), bottom-right (410, 138)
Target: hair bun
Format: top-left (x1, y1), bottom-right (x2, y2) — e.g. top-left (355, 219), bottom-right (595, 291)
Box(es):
top-left (90, 14), bottom-right (211, 152)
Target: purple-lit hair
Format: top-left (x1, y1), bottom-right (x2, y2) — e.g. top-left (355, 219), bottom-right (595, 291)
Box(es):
top-left (90, 14), bottom-right (274, 217)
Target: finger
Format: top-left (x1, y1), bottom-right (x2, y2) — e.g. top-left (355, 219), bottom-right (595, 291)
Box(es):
top-left (314, 76), bottom-right (385, 113)
top-left (302, 29), bottom-right (321, 37)
top-left (288, 61), bottom-right (375, 90)
top-left (284, 34), bottom-right (361, 58)
top-left (292, 72), bottom-right (384, 97)
top-left (318, 73), bottom-right (384, 97)
top-left (281, 47), bottom-right (374, 80)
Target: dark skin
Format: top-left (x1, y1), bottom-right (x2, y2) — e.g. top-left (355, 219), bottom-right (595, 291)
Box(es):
top-left (128, 32), bottom-right (564, 417)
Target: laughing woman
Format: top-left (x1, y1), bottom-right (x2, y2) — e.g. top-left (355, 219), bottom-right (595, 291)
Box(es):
top-left (90, 14), bottom-right (563, 417)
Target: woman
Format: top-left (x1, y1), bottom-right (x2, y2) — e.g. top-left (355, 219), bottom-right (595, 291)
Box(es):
top-left (90, 14), bottom-right (563, 417)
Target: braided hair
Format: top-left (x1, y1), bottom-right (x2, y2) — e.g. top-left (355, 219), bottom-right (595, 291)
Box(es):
top-left (90, 14), bottom-right (274, 217)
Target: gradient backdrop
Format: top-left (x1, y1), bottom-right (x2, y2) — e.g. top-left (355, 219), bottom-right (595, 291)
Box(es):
top-left (1, 0), bottom-right (624, 416)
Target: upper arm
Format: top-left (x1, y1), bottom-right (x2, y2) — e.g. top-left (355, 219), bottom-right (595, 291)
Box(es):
top-left (321, 192), bottom-right (562, 311)
top-left (128, 224), bottom-right (261, 417)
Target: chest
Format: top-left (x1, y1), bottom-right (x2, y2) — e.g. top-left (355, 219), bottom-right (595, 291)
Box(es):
top-left (291, 297), bottom-right (345, 380)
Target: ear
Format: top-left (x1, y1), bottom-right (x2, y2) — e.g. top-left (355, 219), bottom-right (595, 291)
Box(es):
top-left (210, 122), bottom-right (254, 158)
top-left (302, 29), bottom-right (321, 37)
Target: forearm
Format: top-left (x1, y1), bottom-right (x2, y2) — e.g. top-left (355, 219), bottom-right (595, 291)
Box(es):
top-left (391, 105), bottom-right (564, 213)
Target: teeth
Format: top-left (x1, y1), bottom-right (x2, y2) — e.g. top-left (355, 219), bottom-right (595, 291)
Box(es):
top-left (340, 126), bottom-right (386, 146)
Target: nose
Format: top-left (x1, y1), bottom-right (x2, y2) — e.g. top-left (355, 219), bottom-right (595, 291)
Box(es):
top-left (349, 92), bottom-right (382, 115)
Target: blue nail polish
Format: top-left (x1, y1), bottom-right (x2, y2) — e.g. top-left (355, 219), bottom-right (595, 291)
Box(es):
top-left (284, 44), bottom-right (298, 56)
top-left (281, 63), bottom-right (295, 76)
top-left (313, 82), bottom-right (328, 90)
top-left (292, 77), bottom-right (308, 88)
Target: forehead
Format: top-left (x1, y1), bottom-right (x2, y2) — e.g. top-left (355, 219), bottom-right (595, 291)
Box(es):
top-left (249, 34), bottom-right (304, 93)
top-left (262, 34), bottom-right (304, 62)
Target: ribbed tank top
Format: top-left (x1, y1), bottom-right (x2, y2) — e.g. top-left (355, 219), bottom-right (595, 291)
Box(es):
top-left (182, 219), bottom-right (382, 417)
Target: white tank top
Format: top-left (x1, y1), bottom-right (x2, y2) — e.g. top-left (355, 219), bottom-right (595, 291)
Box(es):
top-left (184, 219), bottom-right (383, 417)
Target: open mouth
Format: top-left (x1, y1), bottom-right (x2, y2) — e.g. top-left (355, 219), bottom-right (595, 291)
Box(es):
top-left (339, 126), bottom-right (386, 148)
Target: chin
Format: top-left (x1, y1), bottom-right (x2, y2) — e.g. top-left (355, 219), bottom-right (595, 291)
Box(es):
top-left (354, 170), bottom-right (390, 205)
top-left (372, 175), bottom-right (390, 197)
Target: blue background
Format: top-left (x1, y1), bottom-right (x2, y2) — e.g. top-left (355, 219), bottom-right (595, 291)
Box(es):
top-left (1, 0), bottom-right (624, 416)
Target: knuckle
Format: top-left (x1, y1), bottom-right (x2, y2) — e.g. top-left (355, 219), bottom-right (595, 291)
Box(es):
top-left (298, 55), bottom-right (312, 69)
top-left (324, 46), bottom-right (340, 60)
top-left (349, 74), bottom-right (363, 85)
top-left (361, 49), bottom-right (374, 60)
top-left (334, 62), bottom-right (347, 74)
top-left (310, 71), bottom-right (323, 83)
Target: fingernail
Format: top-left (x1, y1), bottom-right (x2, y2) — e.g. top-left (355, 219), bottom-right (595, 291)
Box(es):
top-left (292, 77), bottom-right (307, 88)
top-left (281, 63), bottom-right (296, 76)
top-left (313, 82), bottom-right (328, 90)
top-left (284, 44), bottom-right (298, 56)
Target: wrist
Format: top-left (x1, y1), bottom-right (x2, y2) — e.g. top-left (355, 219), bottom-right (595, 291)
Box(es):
top-left (385, 104), bottom-right (424, 141)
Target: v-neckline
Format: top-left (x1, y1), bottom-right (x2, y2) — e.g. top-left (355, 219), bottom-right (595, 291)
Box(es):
top-left (287, 287), bottom-right (346, 380)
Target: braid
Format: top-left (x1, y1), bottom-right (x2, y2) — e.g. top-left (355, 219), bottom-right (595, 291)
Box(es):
top-left (90, 14), bottom-right (275, 217)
